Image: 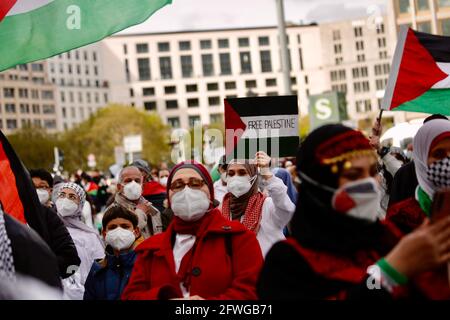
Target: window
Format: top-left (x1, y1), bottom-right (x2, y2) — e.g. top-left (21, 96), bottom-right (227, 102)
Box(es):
top-left (357, 54), bottom-right (365, 62)
top-left (186, 84), bottom-right (198, 92)
top-left (297, 34), bottom-right (301, 44)
top-left (355, 99), bottom-right (372, 112)
top-left (123, 44), bottom-right (128, 55)
top-left (238, 37), bottom-right (250, 47)
top-left (259, 36), bottom-right (270, 46)
top-left (219, 53), bottom-right (232, 75)
top-left (332, 30), bottom-right (341, 41)
top-left (379, 51), bottom-right (388, 59)
top-left (180, 55), bottom-right (193, 78)
top-left (189, 116), bottom-right (201, 128)
top-left (84, 51), bottom-right (88, 61)
top-left (137, 58), bottom-right (151, 81)
top-left (260, 50), bottom-right (272, 73)
top-left (354, 27), bottom-right (363, 37)
top-left (187, 98), bottom-right (199, 108)
top-left (438, 0), bottom-right (450, 8)
top-left (159, 57), bottom-right (173, 79)
top-left (19, 88), bottom-right (28, 98)
top-left (208, 97), bottom-right (221, 106)
top-left (167, 117), bottom-right (180, 128)
top-left (93, 52), bottom-right (97, 61)
top-left (334, 44), bottom-right (342, 54)
top-left (200, 40), bottom-right (212, 49)
top-left (143, 87), bottom-right (155, 96)
top-left (266, 78), bottom-right (277, 87)
top-left (240, 52), bottom-right (252, 74)
top-left (376, 78), bottom-right (388, 90)
top-left (299, 48), bottom-right (304, 71)
top-left (417, 21), bottom-right (432, 33)
top-left (356, 40), bottom-right (365, 51)
top-left (6, 119), bottom-right (17, 130)
top-left (61, 91), bottom-right (66, 102)
top-left (335, 57), bottom-right (344, 65)
top-left (31, 63), bottom-right (44, 72)
top-left (218, 39), bottom-right (229, 48)
top-left (377, 23), bottom-right (385, 34)
top-left (291, 77), bottom-right (297, 85)
top-left (43, 104), bottom-right (55, 114)
top-left (225, 81), bottom-right (236, 90)
top-left (94, 66), bottom-right (98, 76)
top-left (43, 120), bottom-right (57, 129)
top-left (32, 104), bottom-right (40, 114)
top-left (3, 88), bottom-right (14, 98)
top-left (210, 113), bottom-right (223, 123)
top-left (5, 104), bottom-right (16, 113)
top-left (417, 0), bottom-right (429, 10)
top-left (144, 101), bottom-right (157, 111)
top-left (18, 64), bottom-right (28, 71)
top-left (164, 86), bottom-right (176, 94)
top-left (136, 43), bottom-right (148, 53)
top-left (42, 90), bottom-right (54, 100)
top-left (179, 41), bottom-right (191, 51)
top-left (378, 37), bottom-right (387, 48)
top-left (245, 80), bottom-right (257, 89)
top-left (399, 0), bottom-right (411, 13)
top-left (201, 54), bottom-right (214, 76)
top-left (442, 19), bottom-right (450, 35)
top-left (71, 107), bottom-right (76, 118)
top-left (166, 100), bottom-right (178, 109)
top-left (158, 42), bottom-right (170, 52)
top-left (207, 83), bottom-right (219, 91)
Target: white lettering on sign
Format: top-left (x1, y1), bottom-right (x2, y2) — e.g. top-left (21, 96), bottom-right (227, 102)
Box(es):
top-left (314, 98), bottom-right (333, 120)
top-left (241, 115), bottom-right (298, 139)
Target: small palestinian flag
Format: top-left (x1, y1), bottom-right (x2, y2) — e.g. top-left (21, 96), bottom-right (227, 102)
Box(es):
top-left (224, 96), bottom-right (299, 160)
top-left (383, 27), bottom-right (450, 116)
top-left (0, 130), bottom-right (49, 243)
top-left (0, 0), bottom-right (171, 71)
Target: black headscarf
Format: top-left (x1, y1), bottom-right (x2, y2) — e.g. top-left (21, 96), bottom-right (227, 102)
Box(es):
top-left (291, 124), bottom-right (397, 255)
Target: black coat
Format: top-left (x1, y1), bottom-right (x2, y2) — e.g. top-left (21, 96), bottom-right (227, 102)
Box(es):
top-left (4, 213), bottom-right (62, 289)
top-left (41, 205), bottom-right (81, 279)
top-left (389, 161), bottom-right (418, 207)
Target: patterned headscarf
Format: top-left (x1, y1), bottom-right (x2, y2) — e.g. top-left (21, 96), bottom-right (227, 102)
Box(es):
top-left (0, 206), bottom-right (15, 281)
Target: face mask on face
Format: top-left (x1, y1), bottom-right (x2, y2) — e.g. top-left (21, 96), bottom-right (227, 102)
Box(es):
top-left (37, 188), bottom-right (50, 205)
top-left (331, 177), bottom-right (381, 222)
top-left (171, 187), bottom-right (211, 222)
top-left (123, 181), bottom-right (142, 201)
top-left (105, 227), bottom-right (136, 251)
top-left (220, 172), bottom-right (227, 184)
top-left (427, 156), bottom-right (450, 190)
top-left (227, 175), bottom-right (256, 198)
top-left (159, 177), bottom-right (168, 187)
top-left (56, 198), bottom-right (79, 217)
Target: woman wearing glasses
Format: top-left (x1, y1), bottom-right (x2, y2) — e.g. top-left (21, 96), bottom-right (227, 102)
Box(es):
top-left (122, 161), bottom-right (263, 300)
top-left (56, 182), bottom-right (105, 300)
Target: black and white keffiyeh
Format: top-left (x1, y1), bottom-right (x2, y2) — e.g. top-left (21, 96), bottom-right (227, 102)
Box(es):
top-left (0, 207), bottom-right (15, 281)
top-left (427, 156), bottom-right (450, 189)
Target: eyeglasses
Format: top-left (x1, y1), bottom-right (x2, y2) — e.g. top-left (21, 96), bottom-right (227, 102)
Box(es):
top-left (58, 192), bottom-right (79, 202)
top-left (170, 178), bottom-right (205, 192)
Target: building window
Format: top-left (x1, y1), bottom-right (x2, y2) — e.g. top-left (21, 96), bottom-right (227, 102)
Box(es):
top-left (31, 63), bottom-right (44, 72)
top-left (43, 104), bottom-right (55, 114)
top-left (354, 27), bottom-right (363, 37)
top-left (335, 57), bottom-right (344, 65)
top-left (167, 117), bottom-right (180, 128)
top-left (144, 101), bottom-right (157, 111)
top-left (200, 40), bottom-right (212, 49)
top-left (3, 88), bottom-right (14, 98)
top-left (208, 97), bottom-right (221, 106)
top-left (5, 104), bottom-right (16, 113)
top-left (18, 88), bottom-right (28, 98)
top-left (137, 58), bottom-right (151, 81)
top-left (42, 90), bottom-right (54, 100)
top-left (357, 54), bottom-right (365, 62)
top-left (379, 51), bottom-right (388, 59)
top-left (187, 98), bottom-right (199, 108)
top-left (266, 78), bottom-right (277, 87)
top-left (260, 50), bottom-right (272, 73)
top-left (179, 41), bottom-right (191, 51)
top-left (159, 57), bottom-right (173, 79)
top-left (180, 55), bottom-right (193, 78)
top-left (299, 48), bottom-right (304, 71)
top-left (238, 37), bottom-right (250, 47)
top-left (218, 39), bottom-right (229, 48)
top-left (332, 30), bottom-right (341, 41)
top-left (189, 115), bottom-right (201, 128)
top-left (143, 87), bottom-right (155, 96)
top-left (376, 78), bottom-right (388, 90)
top-left (136, 43), bottom-right (148, 53)
top-left (219, 53), bottom-right (232, 75)
top-left (417, 21), bottom-right (432, 33)
top-left (164, 86), bottom-right (176, 94)
top-left (18, 64), bottom-right (28, 71)
top-left (399, 0), bottom-right (411, 13)
top-left (201, 54), bottom-right (214, 76)
top-left (226, 95), bottom-right (238, 99)
top-left (416, 0), bottom-right (429, 10)
top-left (225, 81), bottom-right (236, 90)
top-left (291, 77), bottom-right (297, 85)
top-left (245, 80), bottom-right (257, 89)
top-left (356, 40), bottom-right (365, 51)
top-left (166, 100), bottom-right (178, 109)
top-left (43, 120), bottom-right (57, 129)
top-left (442, 19), bottom-right (450, 35)
top-left (240, 52), bottom-right (252, 74)
top-left (334, 44), bottom-right (342, 54)
top-left (210, 113), bottom-right (223, 123)
top-left (186, 84), bottom-right (198, 92)
top-left (258, 36), bottom-right (270, 46)
top-left (158, 42), bottom-right (170, 52)
top-left (378, 37), bottom-right (387, 48)
top-left (6, 119), bottom-right (17, 130)
top-left (207, 83), bottom-right (219, 91)
top-left (438, 0), bottom-right (450, 8)
top-left (32, 104), bottom-right (40, 114)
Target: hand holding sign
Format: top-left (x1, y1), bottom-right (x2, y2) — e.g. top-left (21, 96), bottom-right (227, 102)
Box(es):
top-left (255, 151), bottom-right (273, 179)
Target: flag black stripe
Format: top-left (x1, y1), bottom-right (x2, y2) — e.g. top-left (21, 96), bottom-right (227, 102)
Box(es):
top-left (414, 29), bottom-right (450, 63)
top-left (225, 95), bottom-right (298, 117)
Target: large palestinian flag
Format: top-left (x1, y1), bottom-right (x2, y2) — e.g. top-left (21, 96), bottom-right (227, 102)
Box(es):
top-left (224, 96), bottom-right (299, 160)
top-left (383, 27), bottom-right (450, 116)
top-left (0, 0), bottom-right (171, 71)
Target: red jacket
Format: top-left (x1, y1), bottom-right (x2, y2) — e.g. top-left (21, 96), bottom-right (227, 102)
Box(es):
top-left (386, 197), bottom-right (426, 234)
top-left (121, 209), bottom-right (263, 300)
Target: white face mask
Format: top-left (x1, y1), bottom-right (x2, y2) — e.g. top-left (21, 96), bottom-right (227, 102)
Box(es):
top-left (220, 172), bottom-right (228, 184)
top-left (227, 175), bottom-right (256, 198)
top-left (123, 181), bottom-right (142, 201)
top-left (159, 177), bottom-right (168, 187)
top-left (56, 198), bottom-right (79, 217)
top-left (331, 177), bottom-right (381, 222)
top-left (171, 187), bottom-right (210, 222)
top-left (36, 188), bottom-right (50, 205)
top-left (105, 227), bottom-right (136, 251)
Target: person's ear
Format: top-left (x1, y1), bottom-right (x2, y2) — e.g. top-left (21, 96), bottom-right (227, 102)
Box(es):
top-left (102, 229), bottom-right (107, 240)
top-left (134, 227), bottom-right (140, 239)
top-left (117, 183), bottom-right (123, 192)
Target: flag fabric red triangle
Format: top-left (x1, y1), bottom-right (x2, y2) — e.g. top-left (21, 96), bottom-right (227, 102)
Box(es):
top-left (0, 0), bottom-right (17, 22)
top-left (224, 100), bottom-right (247, 156)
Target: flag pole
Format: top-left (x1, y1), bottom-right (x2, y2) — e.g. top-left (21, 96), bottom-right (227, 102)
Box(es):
top-left (276, 0), bottom-right (292, 95)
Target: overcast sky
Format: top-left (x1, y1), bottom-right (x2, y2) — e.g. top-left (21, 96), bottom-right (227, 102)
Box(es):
top-left (122, 0), bottom-right (387, 34)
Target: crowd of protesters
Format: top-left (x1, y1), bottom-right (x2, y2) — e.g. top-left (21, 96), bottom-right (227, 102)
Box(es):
top-left (1, 114), bottom-right (450, 300)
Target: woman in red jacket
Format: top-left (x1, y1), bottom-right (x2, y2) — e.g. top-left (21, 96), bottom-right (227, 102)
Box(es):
top-left (122, 161), bottom-right (263, 300)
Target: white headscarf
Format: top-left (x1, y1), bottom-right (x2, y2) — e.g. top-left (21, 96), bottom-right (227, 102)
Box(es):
top-left (413, 119), bottom-right (450, 198)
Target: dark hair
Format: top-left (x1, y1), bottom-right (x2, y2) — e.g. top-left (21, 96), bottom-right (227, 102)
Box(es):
top-left (102, 205), bottom-right (139, 229)
top-left (424, 114), bottom-right (448, 123)
top-left (29, 169), bottom-right (53, 187)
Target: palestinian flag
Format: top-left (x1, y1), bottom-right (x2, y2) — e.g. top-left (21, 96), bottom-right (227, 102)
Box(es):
top-left (0, 130), bottom-right (50, 243)
top-left (0, 0), bottom-right (171, 71)
top-left (383, 27), bottom-right (450, 116)
top-left (224, 96), bottom-right (299, 160)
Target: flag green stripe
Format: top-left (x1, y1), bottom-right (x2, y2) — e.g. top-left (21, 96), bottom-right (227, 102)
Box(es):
top-left (393, 88), bottom-right (450, 116)
top-left (0, 0), bottom-right (171, 71)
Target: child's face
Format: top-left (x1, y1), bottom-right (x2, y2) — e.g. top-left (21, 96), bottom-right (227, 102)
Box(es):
top-left (103, 218), bottom-right (138, 239)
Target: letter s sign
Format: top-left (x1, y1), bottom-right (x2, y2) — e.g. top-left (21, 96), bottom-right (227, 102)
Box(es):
top-left (314, 98), bottom-right (332, 120)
